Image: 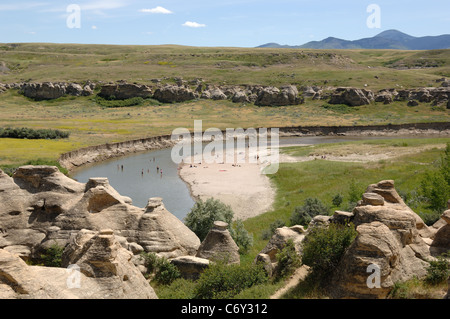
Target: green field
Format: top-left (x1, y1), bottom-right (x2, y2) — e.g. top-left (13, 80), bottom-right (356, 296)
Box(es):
top-left (0, 44), bottom-right (449, 169)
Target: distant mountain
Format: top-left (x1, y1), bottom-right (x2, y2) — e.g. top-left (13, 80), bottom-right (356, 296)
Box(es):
top-left (257, 30), bottom-right (450, 50)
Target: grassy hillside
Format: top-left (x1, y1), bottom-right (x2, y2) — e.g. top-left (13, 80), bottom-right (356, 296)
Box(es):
top-left (0, 43), bottom-right (449, 169)
top-left (1, 43), bottom-right (449, 90)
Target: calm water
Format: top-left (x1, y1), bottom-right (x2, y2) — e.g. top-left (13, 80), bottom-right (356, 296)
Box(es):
top-left (71, 135), bottom-right (417, 220)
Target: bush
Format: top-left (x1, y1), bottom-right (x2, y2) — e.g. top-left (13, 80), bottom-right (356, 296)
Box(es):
top-left (140, 252), bottom-right (181, 285)
top-left (425, 255), bottom-right (450, 286)
top-left (301, 223), bottom-right (357, 286)
top-left (194, 261), bottom-right (268, 299)
top-left (290, 197), bottom-right (329, 227)
top-left (229, 219), bottom-right (253, 254)
top-left (273, 239), bottom-right (301, 281)
top-left (94, 96), bottom-right (145, 107)
top-left (332, 193), bottom-right (343, 207)
top-left (0, 127), bottom-right (70, 139)
top-left (37, 243), bottom-right (64, 267)
top-left (184, 198), bottom-right (233, 241)
top-left (261, 219), bottom-right (286, 240)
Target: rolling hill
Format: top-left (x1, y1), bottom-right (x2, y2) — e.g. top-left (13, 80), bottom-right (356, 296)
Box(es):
top-left (258, 30), bottom-right (450, 50)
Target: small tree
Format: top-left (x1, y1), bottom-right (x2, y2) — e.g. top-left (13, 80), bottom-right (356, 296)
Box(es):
top-left (290, 197), bottom-right (329, 227)
top-left (301, 223), bottom-right (357, 286)
top-left (274, 239), bottom-right (301, 281)
top-left (184, 198), bottom-right (234, 242)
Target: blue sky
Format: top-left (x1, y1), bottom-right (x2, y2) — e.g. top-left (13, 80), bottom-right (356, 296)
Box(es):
top-left (0, 0), bottom-right (449, 47)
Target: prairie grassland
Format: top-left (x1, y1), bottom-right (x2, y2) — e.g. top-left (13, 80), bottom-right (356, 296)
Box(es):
top-left (0, 44), bottom-right (449, 168)
top-left (240, 139), bottom-right (449, 265)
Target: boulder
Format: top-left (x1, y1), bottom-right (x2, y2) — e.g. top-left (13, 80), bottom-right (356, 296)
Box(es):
top-left (196, 221), bottom-right (240, 264)
top-left (153, 84), bottom-right (197, 103)
top-left (98, 82), bottom-right (152, 100)
top-left (430, 209), bottom-right (450, 255)
top-left (232, 90), bottom-right (250, 103)
top-left (255, 85), bottom-right (302, 106)
top-left (255, 225), bottom-right (306, 277)
top-left (0, 166), bottom-right (201, 261)
top-left (0, 230), bottom-right (157, 299)
top-left (329, 180), bottom-right (434, 299)
top-left (21, 82), bottom-right (66, 100)
top-left (209, 87), bottom-right (227, 100)
top-left (329, 87), bottom-right (374, 106)
top-left (170, 256), bottom-right (210, 280)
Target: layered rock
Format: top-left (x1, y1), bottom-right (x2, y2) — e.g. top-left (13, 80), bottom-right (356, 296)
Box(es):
top-left (255, 85), bottom-right (303, 106)
top-left (20, 82), bottom-right (93, 100)
top-left (255, 225), bottom-right (306, 277)
top-left (0, 166), bottom-right (200, 262)
top-left (0, 229), bottom-right (157, 299)
top-left (329, 180), bottom-right (434, 299)
top-left (98, 82), bottom-right (153, 100)
top-left (195, 221), bottom-right (240, 264)
top-left (329, 87), bottom-right (374, 106)
top-left (153, 84), bottom-right (197, 103)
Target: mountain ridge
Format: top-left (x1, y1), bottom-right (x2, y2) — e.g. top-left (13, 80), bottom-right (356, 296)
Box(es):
top-left (257, 30), bottom-right (450, 50)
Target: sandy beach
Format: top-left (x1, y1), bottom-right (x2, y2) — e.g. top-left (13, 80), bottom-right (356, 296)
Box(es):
top-left (178, 148), bottom-right (276, 221)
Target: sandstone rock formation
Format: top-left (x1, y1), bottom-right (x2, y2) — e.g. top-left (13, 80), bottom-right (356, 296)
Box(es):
top-left (329, 180), bottom-right (435, 299)
top-left (255, 225), bottom-right (306, 277)
top-left (255, 85), bottom-right (303, 106)
top-left (0, 229), bottom-right (157, 299)
top-left (153, 84), bottom-right (197, 103)
top-left (195, 221), bottom-right (240, 264)
top-left (257, 180), bottom-right (449, 298)
top-left (329, 87), bottom-right (374, 106)
top-left (20, 82), bottom-right (93, 100)
top-left (0, 166), bottom-right (200, 262)
top-left (170, 255), bottom-right (210, 280)
top-left (98, 82), bottom-right (152, 100)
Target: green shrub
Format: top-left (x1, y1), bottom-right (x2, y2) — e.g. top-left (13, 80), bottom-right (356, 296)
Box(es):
top-left (301, 223), bottom-right (357, 286)
top-left (94, 96), bottom-right (146, 107)
top-left (140, 252), bottom-right (181, 285)
top-left (229, 219), bottom-right (253, 254)
top-left (184, 198), bottom-right (234, 242)
top-left (290, 197), bottom-right (329, 227)
top-left (261, 219), bottom-right (286, 240)
top-left (332, 193), bottom-right (343, 207)
top-left (37, 243), bottom-right (64, 267)
top-left (194, 261), bottom-right (268, 299)
top-left (0, 127), bottom-right (70, 139)
top-left (273, 239), bottom-right (301, 281)
top-left (425, 255), bottom-right (450, 286)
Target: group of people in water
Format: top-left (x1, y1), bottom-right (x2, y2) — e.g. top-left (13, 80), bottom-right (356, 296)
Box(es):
top-left (117, 156), bottom-right (164, 178)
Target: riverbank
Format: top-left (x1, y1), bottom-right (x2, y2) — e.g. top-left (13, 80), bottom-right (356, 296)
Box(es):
top-left (178, 150), bottom-right (276, 221)
top-left (59, 122), bottom-right (450, 172)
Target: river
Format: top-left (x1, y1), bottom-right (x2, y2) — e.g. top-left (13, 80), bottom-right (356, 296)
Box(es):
top-left (71, 135), bottom-right (421, 221)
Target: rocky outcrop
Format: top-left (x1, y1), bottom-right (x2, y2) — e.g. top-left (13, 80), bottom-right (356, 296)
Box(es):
top-left (195, 221), bottom-right (240, 264)
top-left (0, 229), bottom-right (157, 299)
top-left (98, 82), bottom-right (152, 100)
top-left (329, 87), bottom-right (375, 106)
top-left (20, 82), bottom-right (93, 100)
top-left (430, 209), bottom-right (450, 255)
top-left (255, 225), bottom-right (306, 277)
top-left (170, 256), bottom-right (210, 280)
top-left (153, 84), bottom-right (197, 103)
top-left (329, 180), bottom-right (435, 299)
top-left (255, 85), bottom-right (303, 106)
top-left (0, 166), bottom-right (200, 262)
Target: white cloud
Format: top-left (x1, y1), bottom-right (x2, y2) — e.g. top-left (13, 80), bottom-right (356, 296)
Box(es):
top-left (92, 25), bottom-right (98, 30)
top-left (182, 21), bottom-right (206, 28)
top-left (140, 6), bottom-right (173, 14)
